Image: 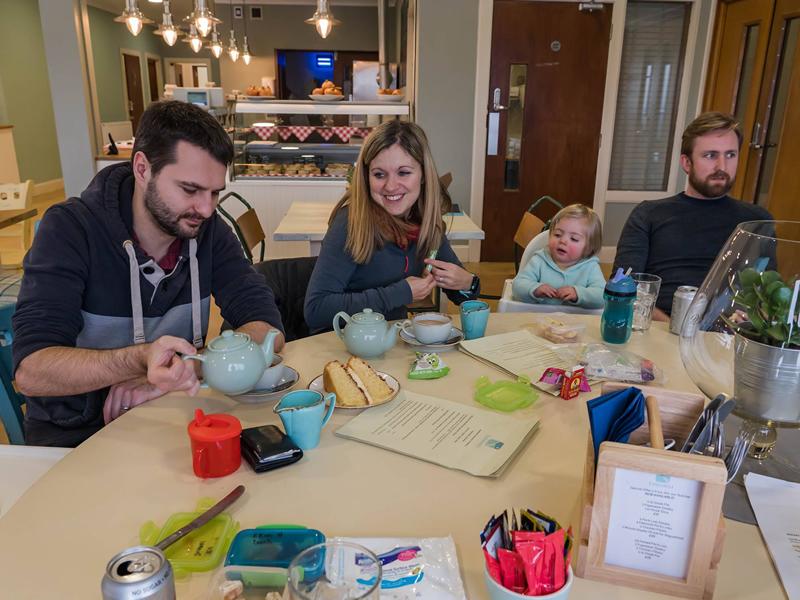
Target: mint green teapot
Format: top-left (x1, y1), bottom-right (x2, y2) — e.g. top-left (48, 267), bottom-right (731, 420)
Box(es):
top-left (183, 329), bottom-right (279, 395)
top-left (333, 308), bottom-right (401, 358)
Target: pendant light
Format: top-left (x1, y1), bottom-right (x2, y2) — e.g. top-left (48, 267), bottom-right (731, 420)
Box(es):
top-left (207, 24), bottom-right (224, 59)
top-left (115, 0), bottom-right (152, 37)
top-left (227, 3), bottom-right (239, 63)
top-left (305, 0), bottom-right (340, 39)
top-left (185, 24), bottom-right (204, 53)
top-left (187, 0), bottom-right (220, 38)
top-left (153, 0), bottom-right (179, 46)
top-left (241, 7), bottom-right (252, 66)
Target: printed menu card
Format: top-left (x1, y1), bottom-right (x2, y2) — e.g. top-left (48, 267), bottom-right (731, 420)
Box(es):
top-left (335, 390), bottom-right (539, 477)
top-left (745, 473), bottom-right (800, 599)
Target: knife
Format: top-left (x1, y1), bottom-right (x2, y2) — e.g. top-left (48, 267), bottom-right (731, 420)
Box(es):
top-left (680, 394), bottom-right (725, 452)
top-left (156, 485), bottom-right (245, 551)
top-left (689, 399), bottom-right (736, 456)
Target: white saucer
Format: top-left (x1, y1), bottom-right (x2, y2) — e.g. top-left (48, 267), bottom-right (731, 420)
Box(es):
top-left (230, 366), bottom-right (300, 403)
top-left (399, 326), bottom-right (464, 351)
top-left (308, 371), bottom-right (400, 409)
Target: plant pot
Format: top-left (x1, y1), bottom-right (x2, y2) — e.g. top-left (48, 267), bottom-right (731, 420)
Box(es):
top-left (733, 333), bottom-right (800, 426)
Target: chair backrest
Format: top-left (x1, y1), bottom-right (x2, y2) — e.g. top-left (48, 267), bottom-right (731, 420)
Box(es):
top-left (513, 211), bottom-right (546, 272)
top-left (0, 180), bottom-right (35, 252)
top-left (0, 301), bottom-right (24, 444)
top-left (519, 231), bottom-right (550, 271)
top-left (217, 192), bottom-right (266, 263)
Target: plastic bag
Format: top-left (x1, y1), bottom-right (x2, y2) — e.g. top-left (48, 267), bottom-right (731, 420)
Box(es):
top-left (576, 343), bottom-right (664, 384)
top-left (340, 536), bottom-right (466, 599)
top-left (526, 315), bottom-right (586, 344)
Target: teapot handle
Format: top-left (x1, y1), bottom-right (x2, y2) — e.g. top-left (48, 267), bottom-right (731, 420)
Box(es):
top-left (332, 312), bottom-right (351, 340)
top-left (182, 355), bottom-right (206, 363)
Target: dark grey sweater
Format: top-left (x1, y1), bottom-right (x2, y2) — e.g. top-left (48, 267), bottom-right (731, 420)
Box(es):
top-left (613, 192), bottom-right (772, 313)
top-left (304, 207), bottom-right (474, 332)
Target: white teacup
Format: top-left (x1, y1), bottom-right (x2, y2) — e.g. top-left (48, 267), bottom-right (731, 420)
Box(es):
top-left (402, 313), bottom-right (453, 345)
top-left (254, 355), bottom-right (287, 390)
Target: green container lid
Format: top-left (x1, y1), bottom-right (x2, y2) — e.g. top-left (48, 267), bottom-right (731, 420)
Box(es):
top-left (474, 375), bottom-right (539, 412)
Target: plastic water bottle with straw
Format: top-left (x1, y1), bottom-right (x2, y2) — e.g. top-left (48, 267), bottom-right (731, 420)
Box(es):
top-left (601, 268), bottom-right (637, 344)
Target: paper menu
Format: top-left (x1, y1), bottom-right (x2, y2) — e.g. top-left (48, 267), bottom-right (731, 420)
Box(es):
top-left (335, 390), bottom-right (539, 477)
top-left (458, 329), bottom-right (571, 393)
top-left (745, 473), bottom-right (800, 599)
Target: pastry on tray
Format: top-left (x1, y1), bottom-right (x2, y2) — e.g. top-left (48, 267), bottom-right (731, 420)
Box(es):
top-left (323, 357), bottom-right (393, 407)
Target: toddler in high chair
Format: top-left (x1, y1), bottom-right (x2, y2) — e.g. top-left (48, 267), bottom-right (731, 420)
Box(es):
top-left (511, 204), bottom-right (606, 309)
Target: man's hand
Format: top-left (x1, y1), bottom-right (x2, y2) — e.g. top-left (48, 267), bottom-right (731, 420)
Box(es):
top-left (103, 377), bottom-right (166, 424)
top-left (406, 272), bottom-right (436, 301)
top-left (146, 335), bottom-right (201, 395)
top-left (557, 286), bottom-right (578, 303)
top-left (534, 284), bottom-right (558, 299)
top-left (652, 307), bottom-right (670, 322)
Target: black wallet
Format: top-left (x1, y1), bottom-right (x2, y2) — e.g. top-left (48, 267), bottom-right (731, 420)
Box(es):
top-left (241, 424), bottom-right (303, 473)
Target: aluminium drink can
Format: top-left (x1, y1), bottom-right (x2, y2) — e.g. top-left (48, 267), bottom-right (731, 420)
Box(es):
top-left (670, 286), bottom-right (698, 335)
top-left (101, 546), bottom-right (175, 600)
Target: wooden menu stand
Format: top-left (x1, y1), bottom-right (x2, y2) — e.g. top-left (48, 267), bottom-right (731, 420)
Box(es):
top-left (576, 383), bottom-right (727, 599)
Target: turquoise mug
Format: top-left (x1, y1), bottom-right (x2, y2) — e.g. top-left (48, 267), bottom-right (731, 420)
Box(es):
top-left (460, 300), bottom-right (490, 340)
top-left (273, 390), bottom-right (336, 450)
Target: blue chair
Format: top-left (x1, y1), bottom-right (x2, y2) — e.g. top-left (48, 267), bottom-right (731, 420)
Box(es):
top-left (0, 301), bottom-right (24, 444)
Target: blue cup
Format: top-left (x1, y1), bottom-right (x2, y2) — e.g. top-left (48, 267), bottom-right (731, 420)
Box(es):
top-left (273, 390), bottom-right (336, 450)
top-left (460, 300), bottom-right (490, 340)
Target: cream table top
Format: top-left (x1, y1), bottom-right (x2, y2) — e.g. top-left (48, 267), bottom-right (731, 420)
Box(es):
top-left (0, 315), bottom-right (784, 599)
top-left (273, 201), bottom-right (485, 242)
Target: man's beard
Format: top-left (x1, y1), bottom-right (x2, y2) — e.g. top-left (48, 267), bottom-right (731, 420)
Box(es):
top-left (688, 168), bottom-right (733, 199)
top-left (144, 179), bottom-right (205, 239)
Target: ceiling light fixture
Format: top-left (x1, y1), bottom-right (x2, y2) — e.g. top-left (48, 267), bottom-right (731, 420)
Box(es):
top-left (153, 0), bottom-right (179, 46)
top-left (241, 6), bottom-right (252, 66)
top-left (207, 24), bottom-right (224, 58)
top-left (187, 0), bottom-right (220, 38)
top-left (115, 0), bottom-right (152, 37)
top-left (184, 24), bottom-right (204, 53)
top-left (305, 0), bottom-right (340, 39)
top-left (227, 3), bottom-right (239, 62)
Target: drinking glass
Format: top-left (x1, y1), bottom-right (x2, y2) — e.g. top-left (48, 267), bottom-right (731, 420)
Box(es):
top-left (288, 540), bottom-right (382, 600)
top-left (631, 273), bottom-right (662, 331)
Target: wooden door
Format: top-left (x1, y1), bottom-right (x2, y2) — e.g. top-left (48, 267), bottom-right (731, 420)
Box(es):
top-left (743, 0), bottom-right (800, 217)
top-left (147, 58), bottom-right (160, 102)
top-left (704, 0), bottom-right (775, 200)
top-left (481, 1), bottom-right (612, 262)
top-left (122, 53), bottom-right (144, 134)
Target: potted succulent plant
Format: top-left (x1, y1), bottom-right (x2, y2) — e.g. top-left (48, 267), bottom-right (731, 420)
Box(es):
top-left (722, 268), bottom-right (800, 441)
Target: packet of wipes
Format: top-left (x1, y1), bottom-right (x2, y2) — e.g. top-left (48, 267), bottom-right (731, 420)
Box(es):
top-left (340, 536), bottom-right (466, 599)
top-left (408, 352), bottom-right (450, 380)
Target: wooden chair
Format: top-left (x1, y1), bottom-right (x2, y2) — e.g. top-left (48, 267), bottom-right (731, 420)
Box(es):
top-left (0, 180), bottom-right (36, 268)
top-left (217, 191), bottom-right (266, 263)
top-left (0, 300), bottom-right (24, 444)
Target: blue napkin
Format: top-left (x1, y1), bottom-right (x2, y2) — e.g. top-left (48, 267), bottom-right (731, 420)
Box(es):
top-left (586, 387), bottom-right (645, 462)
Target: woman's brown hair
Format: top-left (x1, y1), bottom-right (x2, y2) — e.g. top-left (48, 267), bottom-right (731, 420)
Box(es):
top-left (329, 120), bottom-right (451, 264)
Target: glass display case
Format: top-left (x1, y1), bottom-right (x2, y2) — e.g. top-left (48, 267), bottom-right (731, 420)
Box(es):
top-left (230, 100), bottom-right (410, 181)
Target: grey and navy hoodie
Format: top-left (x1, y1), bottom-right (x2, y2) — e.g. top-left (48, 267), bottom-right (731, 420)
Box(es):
top-left (12, 163), bottom-right (283, 444)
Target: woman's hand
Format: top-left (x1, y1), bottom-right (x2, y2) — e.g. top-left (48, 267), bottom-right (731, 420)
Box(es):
top-left (406, 271), bottom-right (436, 301)
top-left (424, 259), bottom-right (474, 290)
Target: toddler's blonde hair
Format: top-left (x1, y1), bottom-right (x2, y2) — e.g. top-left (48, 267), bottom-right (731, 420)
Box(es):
top-left (549, 204), bottom-right (602, 258)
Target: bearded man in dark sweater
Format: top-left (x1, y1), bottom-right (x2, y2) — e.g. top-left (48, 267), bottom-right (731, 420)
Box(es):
top-left (613, 112), bottom-right (772, 319)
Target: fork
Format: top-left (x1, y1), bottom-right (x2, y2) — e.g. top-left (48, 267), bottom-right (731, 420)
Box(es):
top-left (724, 430), bottom-right (755, 483)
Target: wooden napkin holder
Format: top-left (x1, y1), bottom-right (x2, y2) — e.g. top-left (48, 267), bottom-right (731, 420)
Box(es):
top-left (575, 383), bottom-right (727, 599)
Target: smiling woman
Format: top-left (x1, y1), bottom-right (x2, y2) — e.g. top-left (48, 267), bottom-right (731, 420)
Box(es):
top-left (303, 120), bottom-right (479, 332)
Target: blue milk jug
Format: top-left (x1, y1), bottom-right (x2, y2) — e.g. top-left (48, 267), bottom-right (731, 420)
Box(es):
top-left (601, 269), bottom-right (637, 344)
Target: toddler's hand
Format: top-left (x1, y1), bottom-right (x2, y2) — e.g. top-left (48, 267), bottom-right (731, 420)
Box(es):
top-left (534, 284), bottom-right (558, 299)
top-left (557, 286), bottom-right (578, 302)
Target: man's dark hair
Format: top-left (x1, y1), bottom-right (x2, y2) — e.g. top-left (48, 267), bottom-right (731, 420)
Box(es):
top-left (131, 100), bottom-right (233, 175)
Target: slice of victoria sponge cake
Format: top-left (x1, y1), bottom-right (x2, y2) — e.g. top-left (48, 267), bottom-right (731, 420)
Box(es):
top-left (322, 357), bottom-right (393, 407)
top-left (346, 357), bottom-right (392, 403)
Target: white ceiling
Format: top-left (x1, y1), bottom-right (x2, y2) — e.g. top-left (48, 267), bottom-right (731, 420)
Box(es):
top-left (87, 0), bottom-right (378, 23)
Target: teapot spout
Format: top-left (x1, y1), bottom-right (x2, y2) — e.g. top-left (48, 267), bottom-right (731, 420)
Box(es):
top-left (261, 329), bottom-right (280, 366)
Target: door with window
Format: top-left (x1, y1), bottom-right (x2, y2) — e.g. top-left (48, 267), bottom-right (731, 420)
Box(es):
top-left (122, 53), bottom-right (144, 134)
top-left (705, 0), bottom-right (800, 219)
top-left (481, 1), bottom-right (612, 261)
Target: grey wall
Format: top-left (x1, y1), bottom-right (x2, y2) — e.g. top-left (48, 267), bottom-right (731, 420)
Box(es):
top-left (0, 0), bottom-right (62, 183)
top-left (415, 0), bottom-right (480, 215)
top-left (216, 5), bottom-right (379, 93)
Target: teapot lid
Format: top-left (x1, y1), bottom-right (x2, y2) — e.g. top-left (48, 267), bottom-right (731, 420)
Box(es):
top-left (351, 308), bottom-right (385, 324)
top-left (208, 329), bottom-right (251, 352)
